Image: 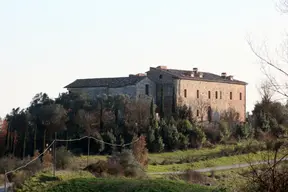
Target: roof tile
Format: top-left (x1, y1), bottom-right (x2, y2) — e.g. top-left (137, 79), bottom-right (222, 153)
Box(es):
top-left (65, 76), bottom-right (146, 88)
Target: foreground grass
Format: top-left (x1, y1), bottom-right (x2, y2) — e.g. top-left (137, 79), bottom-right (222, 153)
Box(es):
top-left (16, 170), bottom-right (95, 192)
top-left (47, 178), bottom-right (214, 192)
top-left (16, 171), bottom-right (214, 192)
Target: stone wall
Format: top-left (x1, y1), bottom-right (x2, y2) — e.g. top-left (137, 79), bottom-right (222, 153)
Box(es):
top-left (147, 68), bottom-right (175, 115)
top-left (67, 77), bottom-right (156, 101)
top-left (176, 79), bottom-right (246, 122)
top-left (135, 77), bottom-right (156, 102)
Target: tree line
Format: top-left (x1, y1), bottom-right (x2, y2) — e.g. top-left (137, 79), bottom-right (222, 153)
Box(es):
top-left (0, 88), bottom-right (288, 159)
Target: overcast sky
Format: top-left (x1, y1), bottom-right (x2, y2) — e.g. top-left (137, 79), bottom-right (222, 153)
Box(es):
top-left (0, 0), bottom-right (288, 117)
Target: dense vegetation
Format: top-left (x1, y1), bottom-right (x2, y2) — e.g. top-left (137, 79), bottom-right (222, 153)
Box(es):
top-left (46, 178), bottom-right (213, 192)
top-left (1, 88), bottom-right (288, 191)
top-left (1, 88), bottom-right (288, 159)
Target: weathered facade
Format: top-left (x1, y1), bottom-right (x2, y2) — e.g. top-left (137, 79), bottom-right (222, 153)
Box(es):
top-left (65, 75), bottom-right (156, 101)
top-left (146, 66), bottom-right (247, 122)
top-left (65, 65), bottom-right (247, 122)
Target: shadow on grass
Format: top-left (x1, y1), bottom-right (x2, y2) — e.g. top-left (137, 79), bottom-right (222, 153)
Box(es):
top-left (38, 175), bottom-right (60, 182)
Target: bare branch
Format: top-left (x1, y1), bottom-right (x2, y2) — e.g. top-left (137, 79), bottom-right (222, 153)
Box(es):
top-left (248, 40), bottom-right (288, 77)
top-left (276, 0), bottom-right (288, 13)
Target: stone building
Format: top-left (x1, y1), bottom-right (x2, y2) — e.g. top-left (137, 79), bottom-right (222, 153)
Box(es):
top-left (65, 65), bottom-right (247, 122)
top-left (65, 74), bottom-right (156, 101)
top-left (146, 66), bottom-right (247, 122)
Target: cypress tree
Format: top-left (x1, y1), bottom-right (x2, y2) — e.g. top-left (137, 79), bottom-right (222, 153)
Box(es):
top-left (160, 85), bottom-right (164, 118)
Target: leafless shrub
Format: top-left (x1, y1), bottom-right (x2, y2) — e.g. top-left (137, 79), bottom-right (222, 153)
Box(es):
top-left (243, 141), bottom-right (288, 192)
top-left (183, 169), bottom-right (213, 186)
top-left (132, 135), bottom-right (148, 168)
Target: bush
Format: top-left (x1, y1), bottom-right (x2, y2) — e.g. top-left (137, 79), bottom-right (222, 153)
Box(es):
top-left (234, 123), bottom-right (250, 140)
top-left (84, 160), bottom-right (108, 177)
top-left (192, 125), bottom-right (206, 148)
top-left (243, 141), bottom-right (288, 192)
top-left (85, 150), bottom-right (146, 178)
top-left (177, 119), bottom-right (193, 134)
top-left (220, 140), bottom-right (266, 156)
top-left (0, 155), bottom-right (17, 174)
top-left (42, 151), bottom-right (53, 169)
top-left (108, 150), bottom-right (146, 178)
top-left (219, 121), bottom-right (230, 142)
top-left (183, 169), bottom-right (212, 185)
top-left (23, 155), bottom-right (42, 174)
top-left (178, 133), bottom-right (189, 150)
top-left (131, 135), bottom-right (148, 168)
top-left (12, 170), bottom-right (31, 189)
top-left (55, 146), bottom-right (73, 169)
top-left (204, 126), bottom-right (221, 144)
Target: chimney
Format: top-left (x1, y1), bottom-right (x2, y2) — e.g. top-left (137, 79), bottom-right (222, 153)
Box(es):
top-left (221, 72), bottom-right (227, 78)
top-left (193, 68), bottom-right (198, 73)
top-left (199, 72), bottom-right (203, 78)
top-left (129, 73), bottom-right (146, 77)
top-left (156, 65), bottom-right (167, 70)
top-left (183, 71), bottom-right (194, 77)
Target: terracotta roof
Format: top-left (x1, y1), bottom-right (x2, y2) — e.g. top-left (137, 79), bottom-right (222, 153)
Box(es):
top-left (65, 76), bottom-right (147, 88)
top-left (150, 67), bottom-right (247, 85)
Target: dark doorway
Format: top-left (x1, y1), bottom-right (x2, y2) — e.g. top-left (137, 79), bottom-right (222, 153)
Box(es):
top-left (207, 106), bottom-right (212, 122)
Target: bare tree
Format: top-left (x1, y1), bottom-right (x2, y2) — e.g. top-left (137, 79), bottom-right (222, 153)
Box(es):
top-left (248, 0), bottom-right (288, 99)
top-left (258, 80), bottom-right (275, 103)
top-left (193, 99), bottom-right (209, 122)
top-left (220, 107), bottom-right (240, 123)
top-left (124, 99), bottom-right (150, 133)
top-left (242, 141), bottom-right (288, 192)
top-left (277, 0), bottom-right (288, 13)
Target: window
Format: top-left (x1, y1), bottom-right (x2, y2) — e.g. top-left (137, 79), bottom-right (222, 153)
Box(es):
top-left (215, 91), bottom-right (218, 99)
top-left (145, 84), bottom-right (149, 95)
top-left (196, 110), bottom-right (199, 117)
top-left (230, 92), bottom-right (232, 100)
top-left (159, 75), bottom-right (163, 79)
top-left (220, 91), bottom-right (222, 99)
top-left (197, 90), bottom-right (199, 98)
top-left (184, 89), bottom-right (187, 98)
top-left (240, 92), bottom-right (242, 100)
top-left (208, 91), bottom-right (211, 99)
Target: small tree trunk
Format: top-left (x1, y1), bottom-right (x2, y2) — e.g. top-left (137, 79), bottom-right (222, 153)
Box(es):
top-left (5, 124), bottom-right (10, 151)
top-left (22, 129), bottom-right (27, 159)
top-left (100, 102), bottom-right (104, 130)
top-left (66, 130), bottom-right (68, 149)
top-left (12, 131), bottom-right (16, 156)
top-left (43, 129), bottom-right (46, 152)
top-left (34, 126), bottom-right (37, 153)
top-left (10, 131), bottom-right (14, 153)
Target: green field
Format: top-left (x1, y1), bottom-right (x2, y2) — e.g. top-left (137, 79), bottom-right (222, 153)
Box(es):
top-left (148, 152), bottom-right (263, 172)
top-left (75, 144), bottom-right (234, 167)
top-left (47, 178), bottom-right (214, 192)
top-left (73, 144), bottom-right (284, 173)
top-left (14, 141), bottom-right (288, 192)
top-left (16, 171), bottom-right (214, 192)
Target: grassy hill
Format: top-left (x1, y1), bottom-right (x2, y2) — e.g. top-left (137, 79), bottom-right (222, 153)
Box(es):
top-left (46, 178), bottom-right (213, 192)
top-left (16, 171), bottom-right (216, 192)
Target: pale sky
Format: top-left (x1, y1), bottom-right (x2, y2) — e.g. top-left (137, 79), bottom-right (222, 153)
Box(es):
top-left (0, 0), bottom-right (288, 117)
